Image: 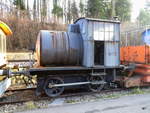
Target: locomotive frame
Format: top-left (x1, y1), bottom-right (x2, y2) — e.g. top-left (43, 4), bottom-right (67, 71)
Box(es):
top-left (30, 66), bottom-right (122, 97)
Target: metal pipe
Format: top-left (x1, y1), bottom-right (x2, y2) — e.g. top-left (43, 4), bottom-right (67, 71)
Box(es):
top-left (11, 70), bottom-right (29, 75)
top-left (48, 81), bottom-right (106, 88)
top-left (49, 82), bottom-right (90, 88)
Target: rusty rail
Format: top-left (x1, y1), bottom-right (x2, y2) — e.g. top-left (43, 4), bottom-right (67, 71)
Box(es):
top-left (0, 88), bottom-right (126, 106)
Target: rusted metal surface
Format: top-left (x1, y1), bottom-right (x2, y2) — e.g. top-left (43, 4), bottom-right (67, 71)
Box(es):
top-left (134, 64), bottom-right (150, 76)
top-left (121, 64), bottom-right (150, 87)
top-left (120, 45), bottom-right (150, 85)
top-left (123, 75), bottom-right (150, 88)
top-left (36, 30), bottom-right (83, 66)
top-left (142, 75), bottom-right (150, 83)
top-left (120, 45), bottom-right (150, 64)
top-left (123, 76), bottom-right (142, 88)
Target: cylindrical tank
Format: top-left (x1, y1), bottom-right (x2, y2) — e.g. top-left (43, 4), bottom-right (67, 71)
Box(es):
top-left (36, 30), bottom-right (83, 66)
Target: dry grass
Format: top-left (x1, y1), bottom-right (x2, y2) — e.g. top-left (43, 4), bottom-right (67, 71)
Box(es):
top-left (1, 16), bottom-right (67, 52)
top-left (7, 52), bottom-right (33, 60)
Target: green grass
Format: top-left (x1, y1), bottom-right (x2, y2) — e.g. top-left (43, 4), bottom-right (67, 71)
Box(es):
top-left (129, 88), bottom-right (144, 95)
top-left (65, 99), bottom-right (79, 103)
top-left (101, 93), bottom-right (122, 99)
top-left (24, 101), bottom-right (37, 110)
top-left (65, 87), bottom-right (150, 104)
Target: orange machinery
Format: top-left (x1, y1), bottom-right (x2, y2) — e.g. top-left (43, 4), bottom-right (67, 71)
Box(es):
top-left (0, 21), bottom-right (12, 97)
top-left (0, 21), bottom-right (12, 67)
top-left (120, 45), bottom-right (150, 87)
top-left (120, 45), bottom-right (150, 64)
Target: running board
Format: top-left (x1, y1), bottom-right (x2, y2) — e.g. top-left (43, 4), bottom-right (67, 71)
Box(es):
top-left (91, 73), bottom-right (106, 76)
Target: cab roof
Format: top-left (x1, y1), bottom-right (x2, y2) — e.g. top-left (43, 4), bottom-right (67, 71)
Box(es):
top-left (74, 17), bottom-right (120, 24)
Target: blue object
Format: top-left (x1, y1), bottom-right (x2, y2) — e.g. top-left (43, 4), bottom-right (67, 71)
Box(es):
top-left (142, 29), bottom-right (150, 45)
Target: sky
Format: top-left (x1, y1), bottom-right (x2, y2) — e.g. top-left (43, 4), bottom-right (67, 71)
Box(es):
top-left (131, 0), bottom-right (146, 22)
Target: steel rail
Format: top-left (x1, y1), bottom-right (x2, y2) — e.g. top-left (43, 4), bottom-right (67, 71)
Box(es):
top-left (0, 88), bottom-right (127, 106)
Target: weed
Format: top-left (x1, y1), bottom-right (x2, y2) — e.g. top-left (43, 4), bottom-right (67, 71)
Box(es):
top-left (65, 99), bottom-right (78, 103)
top-left (129, 88), bottom-right (144, 95)
top-left (24, 101), bottom-right (37, 110)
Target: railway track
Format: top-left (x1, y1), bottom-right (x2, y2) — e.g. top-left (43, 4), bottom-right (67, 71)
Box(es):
top-left (0, 87), bottom-right (127, 106)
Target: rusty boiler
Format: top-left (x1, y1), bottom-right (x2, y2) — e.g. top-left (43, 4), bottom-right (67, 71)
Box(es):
top-left (36, 26), bottom-right (83, 66)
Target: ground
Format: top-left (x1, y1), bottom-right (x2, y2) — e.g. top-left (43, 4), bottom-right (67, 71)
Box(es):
top-left (19, 93), bottom-right (150, 113)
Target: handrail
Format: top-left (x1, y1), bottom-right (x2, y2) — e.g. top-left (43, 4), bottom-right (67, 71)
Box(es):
top-left (0, 21), bottom-right (12, 36)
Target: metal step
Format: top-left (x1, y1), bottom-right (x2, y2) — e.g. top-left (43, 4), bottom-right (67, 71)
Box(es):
top-left (91, 72), bottom-right (106, 76)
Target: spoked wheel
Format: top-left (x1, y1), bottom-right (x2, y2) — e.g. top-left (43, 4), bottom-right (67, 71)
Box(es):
top-left (44, 77), bottom-right (64, 97)
top-left (88, 76), bottom-right (105, 92)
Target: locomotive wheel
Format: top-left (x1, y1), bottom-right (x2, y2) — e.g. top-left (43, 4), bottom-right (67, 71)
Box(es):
top-left (44, 77), bottom-right (64, 97)
top-left (88, 76), bottom-right (105, 92)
